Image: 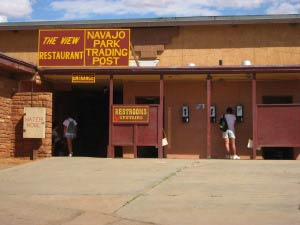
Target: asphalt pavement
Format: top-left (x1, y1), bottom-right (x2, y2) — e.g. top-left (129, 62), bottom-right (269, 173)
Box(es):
top-left (0, 157), bottom-right (299, 225)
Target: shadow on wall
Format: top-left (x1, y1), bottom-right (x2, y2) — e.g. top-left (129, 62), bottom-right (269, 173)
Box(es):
top-left (14, 117), bottom-right (42, 158)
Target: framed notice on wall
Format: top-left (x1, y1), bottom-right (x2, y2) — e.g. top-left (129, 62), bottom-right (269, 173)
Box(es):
top-left (23, 107), bottom-right (46, 138)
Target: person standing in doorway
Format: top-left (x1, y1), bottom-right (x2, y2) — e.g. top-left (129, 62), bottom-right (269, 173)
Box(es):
top-left (223, 107), bottom-right (240, 160)
top-left (52, 122), bottom-right (61, 156)
top-left (63, 115), bottom-right (78, 157)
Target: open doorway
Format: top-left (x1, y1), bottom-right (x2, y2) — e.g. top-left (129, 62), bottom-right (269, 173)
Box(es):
top-left (262, 96), bottom-right (294, 160)
top-left (262, 147), bottom-right (294, 160)
top-left (53, 89), bottom-right (109, 157)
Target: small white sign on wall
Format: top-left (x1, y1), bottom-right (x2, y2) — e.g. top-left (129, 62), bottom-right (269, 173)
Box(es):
top-left (23, 107), bottom-right (46, 138)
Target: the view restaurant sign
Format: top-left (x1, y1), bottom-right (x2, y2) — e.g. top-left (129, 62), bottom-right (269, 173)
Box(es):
top-left (38, 29), bottom-right (130, 67)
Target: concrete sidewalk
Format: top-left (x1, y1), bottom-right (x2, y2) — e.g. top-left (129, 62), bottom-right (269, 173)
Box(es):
top-left (0, 158), bottom-right (299, 225)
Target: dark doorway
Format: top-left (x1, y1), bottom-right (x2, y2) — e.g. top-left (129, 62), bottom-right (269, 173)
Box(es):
top-left (137, 146), bottom-right (158, 158)
top-left (135, 96), bottom-right (159, 158)
top-left (136, 96), bottom-right (160, 104)
top-left (76, 91), bottom-right (108, 157)
top-left (262, 147), bottom-right (294, 160)
top-left (53, 90), bottom-right (109, 157)
top-left (262, 95), bottom-right (294, 160)
top-left (262, 96), bottom-right (293, 104)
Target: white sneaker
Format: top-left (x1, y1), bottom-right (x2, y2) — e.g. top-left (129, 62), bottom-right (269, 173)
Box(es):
top-left (233, 154), bottom-right (240, 160)
top-left (69, 153), bottom-right (73, 157)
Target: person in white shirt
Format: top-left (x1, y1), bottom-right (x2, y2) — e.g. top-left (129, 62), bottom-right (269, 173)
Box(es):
top-left (63, 116), bottom-right (78, 157)
top-left (223, 107), bottom-right (240, 160)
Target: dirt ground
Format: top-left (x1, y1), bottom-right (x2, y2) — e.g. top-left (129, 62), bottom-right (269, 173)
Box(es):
top-left (0, 157), bottom-right (32, 170)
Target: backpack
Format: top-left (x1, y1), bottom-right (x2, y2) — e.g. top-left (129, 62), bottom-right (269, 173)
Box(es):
top-left (67, 119), bottom-right (77, 134)
top-left (219, 115), bottom-right (228, 132)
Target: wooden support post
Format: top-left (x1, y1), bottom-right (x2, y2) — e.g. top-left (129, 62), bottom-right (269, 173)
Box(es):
top-left (158, 75), bottom-right (164, 158)
top-left (130, 42), bottom-right (140, 67)
top-left (107, 75), bottom-right (114, 158)
top-left (252, 73), bottom-right (257, 159)
top-left (134, 125), bottom-right (138, 158)
top-left (206, 74), bottom-right (212, 159)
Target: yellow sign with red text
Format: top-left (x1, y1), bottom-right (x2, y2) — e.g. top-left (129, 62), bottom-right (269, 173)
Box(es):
top-left (38, 29), bottom-right (130, 67)
top-left (72, 74), bottom-right (95, 83)
top-left (113, 105), bottom-right (149, 124)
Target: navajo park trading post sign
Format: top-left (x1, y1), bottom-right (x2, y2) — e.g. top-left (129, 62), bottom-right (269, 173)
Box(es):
top-left (113, 105), bottom-right (149, 124)
top-left (38, 29), bottom-right (130, 67)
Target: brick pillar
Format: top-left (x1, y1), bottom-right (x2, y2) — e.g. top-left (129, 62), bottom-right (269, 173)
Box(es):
top-left (0, 97), bottom-right (13, 157)
top-left (11, 92), bottom-right (52, 159)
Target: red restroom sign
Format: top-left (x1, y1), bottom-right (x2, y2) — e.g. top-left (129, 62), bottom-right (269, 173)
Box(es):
top-left (38, 29), bottom-right (130, 67)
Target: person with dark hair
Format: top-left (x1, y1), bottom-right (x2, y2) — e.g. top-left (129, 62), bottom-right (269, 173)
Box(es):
top-left (223, 107), bottom-right (240, 159)
top-left (52, 122), bottom-right (66, 156)
top-left (63, 115), bottom-right (77, 157)
top-left (52, 122), bottom-right (61, 156)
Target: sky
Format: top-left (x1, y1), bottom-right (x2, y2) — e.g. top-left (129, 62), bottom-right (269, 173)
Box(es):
top-left (0, 0), bottom-right (300, 23)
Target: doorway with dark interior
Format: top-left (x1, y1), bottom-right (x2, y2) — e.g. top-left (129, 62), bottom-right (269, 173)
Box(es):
top-left (53, 89), bottom-right (109, 157)
top-left (135, 96), bottom-right (160, 158)
top-left (261, 96), bottom-right (294, 160)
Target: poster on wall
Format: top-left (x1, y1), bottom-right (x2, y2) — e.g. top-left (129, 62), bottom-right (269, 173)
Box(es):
top-left (38, 29), bottom-right (130, 67)
top-left (23, 107), bottom-right (46, 138)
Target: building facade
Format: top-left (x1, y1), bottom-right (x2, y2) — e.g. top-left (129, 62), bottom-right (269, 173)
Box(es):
top-left (0, 15), bottom-right (300, 159)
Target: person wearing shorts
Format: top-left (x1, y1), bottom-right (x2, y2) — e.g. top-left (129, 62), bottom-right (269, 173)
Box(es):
top-left (63, 116), bottom-right (77, 157)
top-left (223, 107), bottom-right (240, 160)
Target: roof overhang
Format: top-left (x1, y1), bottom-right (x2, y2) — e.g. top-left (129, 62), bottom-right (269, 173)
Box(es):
top-left (1, 14), bottom-right (300, 31)
top-left (1, 52), bottom-right (300, 81)
top-left (0, 52), bottom-right (37, 80)
top-left (39, 65), bottom-right (300, 76)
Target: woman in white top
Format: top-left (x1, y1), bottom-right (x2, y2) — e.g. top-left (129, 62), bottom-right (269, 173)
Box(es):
top-left (223, 107), bottom-right (240, 160)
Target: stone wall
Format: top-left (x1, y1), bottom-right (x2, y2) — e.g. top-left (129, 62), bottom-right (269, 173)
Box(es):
top-left (11, 92), bottom-right (52, 158)
top-left (0, 76), bottom-right (17, 157)
top-left (0, 97), bottom-right (13, 157)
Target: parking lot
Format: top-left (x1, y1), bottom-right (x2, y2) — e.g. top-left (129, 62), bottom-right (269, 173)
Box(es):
top-left (0, 158), bottom-right (299, 225)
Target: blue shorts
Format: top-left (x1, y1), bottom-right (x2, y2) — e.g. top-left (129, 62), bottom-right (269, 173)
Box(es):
top-left (64, 133), bottom-right (77, 139)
